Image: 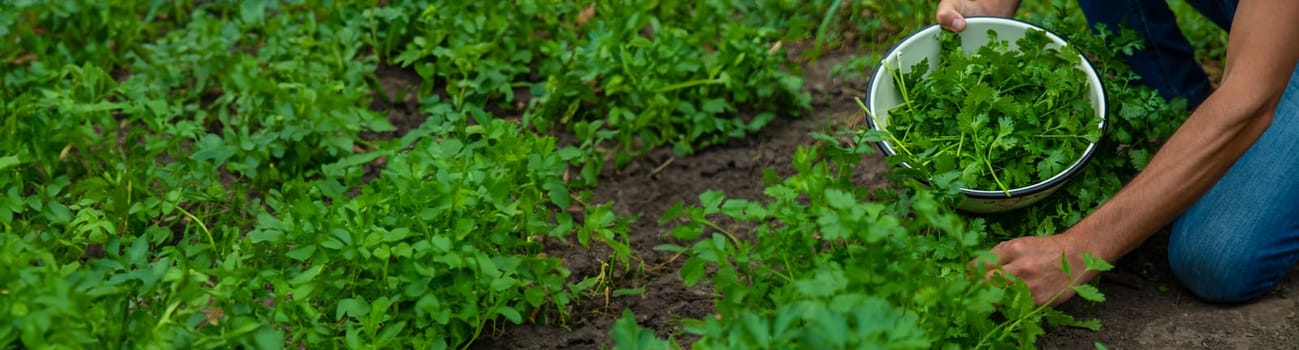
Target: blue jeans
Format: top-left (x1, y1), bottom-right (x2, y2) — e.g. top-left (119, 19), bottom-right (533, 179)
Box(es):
top-left (1078, 0), bottom-right (1237, 109)
top-left (1168, 66), bottom-right (1299, 303)
top-left (1081, 0), bottom-right (1299, 303)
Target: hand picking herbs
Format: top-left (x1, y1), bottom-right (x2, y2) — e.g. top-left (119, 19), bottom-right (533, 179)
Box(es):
top-left (881, 28), bottom-right (1102, 195)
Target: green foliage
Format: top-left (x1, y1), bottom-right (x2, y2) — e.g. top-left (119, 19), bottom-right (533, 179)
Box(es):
top-left (610, 310), bottom-right (675, 350)
top-left (0, 0), bottom-right (189, 73)
top-left (626, 132), bottom-right (1112, 349)
top-left (0, 1), bottom-right (629, 348)
top-left (129, 6), bottom-right (394, 180)
top-left (386, 1), bottom-right (583, 107)
top-left (2, 0), bottom-right (1206, 348)
top-left (2, 93), bottom-right (628, 350)
top-left (378, 0), bottom-right (811, 162)
top-left (233, 110), bottom-right (630, 348)
top-left (529, 0), bottom-right (810, 158)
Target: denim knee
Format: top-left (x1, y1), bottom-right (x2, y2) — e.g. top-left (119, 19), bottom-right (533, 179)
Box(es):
top-left (1169, 216), bottom-right (1283, 303)
top-left (1166, 64), bottom-right (1299, 304)
top-left (1168, 227), bottom-right (1269, 303)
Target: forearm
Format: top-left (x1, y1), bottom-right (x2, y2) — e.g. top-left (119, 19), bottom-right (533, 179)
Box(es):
top-left (1063, 0), bottom-right (1299, 262)
top-left (1065, 89), bottom-right (1276, 262)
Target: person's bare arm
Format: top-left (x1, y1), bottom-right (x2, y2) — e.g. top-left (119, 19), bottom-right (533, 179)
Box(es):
top-left (991, 0), bottom-right (1299, 305)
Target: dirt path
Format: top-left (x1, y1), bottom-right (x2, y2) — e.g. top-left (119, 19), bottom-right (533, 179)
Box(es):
top-left (1039, 234), bottom-right (1299, 349)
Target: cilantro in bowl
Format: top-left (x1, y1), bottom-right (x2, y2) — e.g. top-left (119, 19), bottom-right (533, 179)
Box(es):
top-left (884, 29), bottom-right (1102, 195)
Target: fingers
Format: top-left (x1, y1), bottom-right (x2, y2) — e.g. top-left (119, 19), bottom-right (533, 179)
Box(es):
top-left (970, 239), bottom-right (1019, 279)
top-left (935, 0), bottom-right (968, 32)
top-left (990, 238), bottom-right (1081, 306)
top-left (993, 258), bottom-right (1058, 305)
top-left (981, 266), bottom-right (1008, 284)
top-left (979, 239), bottom-right (1027, 283)
top-left (989, 239), bottom-right (1021, 267)
top-left (935, 0), bottom-right (1023, 32)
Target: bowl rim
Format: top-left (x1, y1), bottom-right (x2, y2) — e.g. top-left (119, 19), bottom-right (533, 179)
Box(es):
top-left (863, 16), bottom-right (1109, 199)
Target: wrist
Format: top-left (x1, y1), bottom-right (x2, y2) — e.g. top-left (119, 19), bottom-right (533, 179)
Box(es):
top-left (1058, 227), bottom-right (1116, 263)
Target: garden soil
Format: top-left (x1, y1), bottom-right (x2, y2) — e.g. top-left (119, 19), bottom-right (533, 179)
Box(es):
top-left (372, 51), bottom-right (1299, 350)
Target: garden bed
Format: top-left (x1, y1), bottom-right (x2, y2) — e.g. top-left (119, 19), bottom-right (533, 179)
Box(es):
top-left (371, 52), bottom-right (1299, 349)
top-left (5, 1), bottom-right (1294, 348)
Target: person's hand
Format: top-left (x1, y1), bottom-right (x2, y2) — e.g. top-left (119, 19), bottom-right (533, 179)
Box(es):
top-left (983, 233), bottom-right (1097, 306)
top-left (936, 0), bottom-right (1023, 32)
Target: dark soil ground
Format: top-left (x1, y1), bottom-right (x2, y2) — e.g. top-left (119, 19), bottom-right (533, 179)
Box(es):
top-left (373, 50), bottom-right (1299, 349)
top-left (1038, 234), bottom-right (1299, 349)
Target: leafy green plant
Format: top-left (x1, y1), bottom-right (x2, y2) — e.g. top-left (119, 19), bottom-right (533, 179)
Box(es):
top-left (1, 1), bottom-right (639, 348)
top-left (380, 0), bottom-right (810, 164)
top-left (233, 106), bottom-right (632, 348)
top-left (880, 29), bottom-right (1101, 194)
top-left (130, 7), bottom-right (394, 181)
top-left (610, 310), bottom-right (676, 350)
top-left (0, 0), bottom-right (190, 75)
top-left (389, 1), bottom-right (583, 108)
top-left (528, 1), bottom-right (810, 159)
top-left (0, 0), bottom-right (1204, 348)
top-left (621, 131), bottom-right (1111, 349)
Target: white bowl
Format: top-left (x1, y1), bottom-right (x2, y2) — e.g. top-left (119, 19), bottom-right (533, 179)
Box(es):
top-left (864, 17), bottom-right (1107, 213)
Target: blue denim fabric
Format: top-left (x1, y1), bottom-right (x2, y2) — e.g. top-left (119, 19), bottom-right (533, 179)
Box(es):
top-left (1167, 65), bottom-right (1299, 303)
top-left (1076, 0), bottom-right (1237, 109)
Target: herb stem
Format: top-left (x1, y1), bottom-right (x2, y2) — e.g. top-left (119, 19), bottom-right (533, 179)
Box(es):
top-left (978, 266), bottom-right (1092, 348)
top-left (888, 60), bottom-right (915, 112)
top-left (956, 132), bottom-right (965, 159)
top-left (983, 136), bottom-right (1010, 195)
top-left (811, 0), bottom-right (844, 57)
top-left (654, 78), bottom-right (724, 94)
top-left (381, 256), bottom-right (390, 285)
top-left (1033, 88), bottom-right (1051, 108)
top-left (700, 219), bottom-right (742, 249)
top-left (926, 136), bottom-right (963, 141)
top-left (154, 299), bottom-right (182, 331)
top-left (853, 96), bottom-right (914, 156)
top-left (177, 205), bottom-right (217, 255)
top-left (1034, 134), bottom-right (1087, 139)
top-left (758, 264), bottom-right (794, 282)
top-left (889, 134), bottom-right (913, 156)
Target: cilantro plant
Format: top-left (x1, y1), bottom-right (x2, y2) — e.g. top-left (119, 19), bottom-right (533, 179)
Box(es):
top-left (378, 0), bottom-right (810, 163)
top-left (620, 132), bottom-right (1111, 349)
top-left (238, 108), bottom-right (632, 348)
top-left (1, 1), bottom-right (633, 348)
top-left (0, 0), bottom-right (188, 73)
top-left (131, 6), bottom-right (395, 181)
top-left (528, 1), bottom-right (810, 158)
top-left (0, 0), bottom-right (1200, 348)
top-left (882, 29), bottom-right (1101, 194)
